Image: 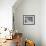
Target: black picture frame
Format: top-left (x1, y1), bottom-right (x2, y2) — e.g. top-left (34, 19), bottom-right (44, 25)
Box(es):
top-left (23, 15), bottom-right (35, 25)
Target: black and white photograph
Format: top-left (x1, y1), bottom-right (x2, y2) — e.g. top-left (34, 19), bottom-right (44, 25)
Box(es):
top-left (23, 15), bottom-right (35, 25)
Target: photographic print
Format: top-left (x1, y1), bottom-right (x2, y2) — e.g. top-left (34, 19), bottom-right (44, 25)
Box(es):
top-left (23, 15), bottom-right (35, 25)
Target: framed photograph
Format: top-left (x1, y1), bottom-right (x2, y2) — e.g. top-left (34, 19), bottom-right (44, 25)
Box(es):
top-left (23, 15), bottom-right (35, 25)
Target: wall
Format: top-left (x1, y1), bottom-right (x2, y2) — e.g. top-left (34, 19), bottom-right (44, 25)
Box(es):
top-left (0, 0), bottom-right (16, 30)
top-left (13, 0), bottom-right (41, 46)
top-left (41, 0), bottom-right (46, 46)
